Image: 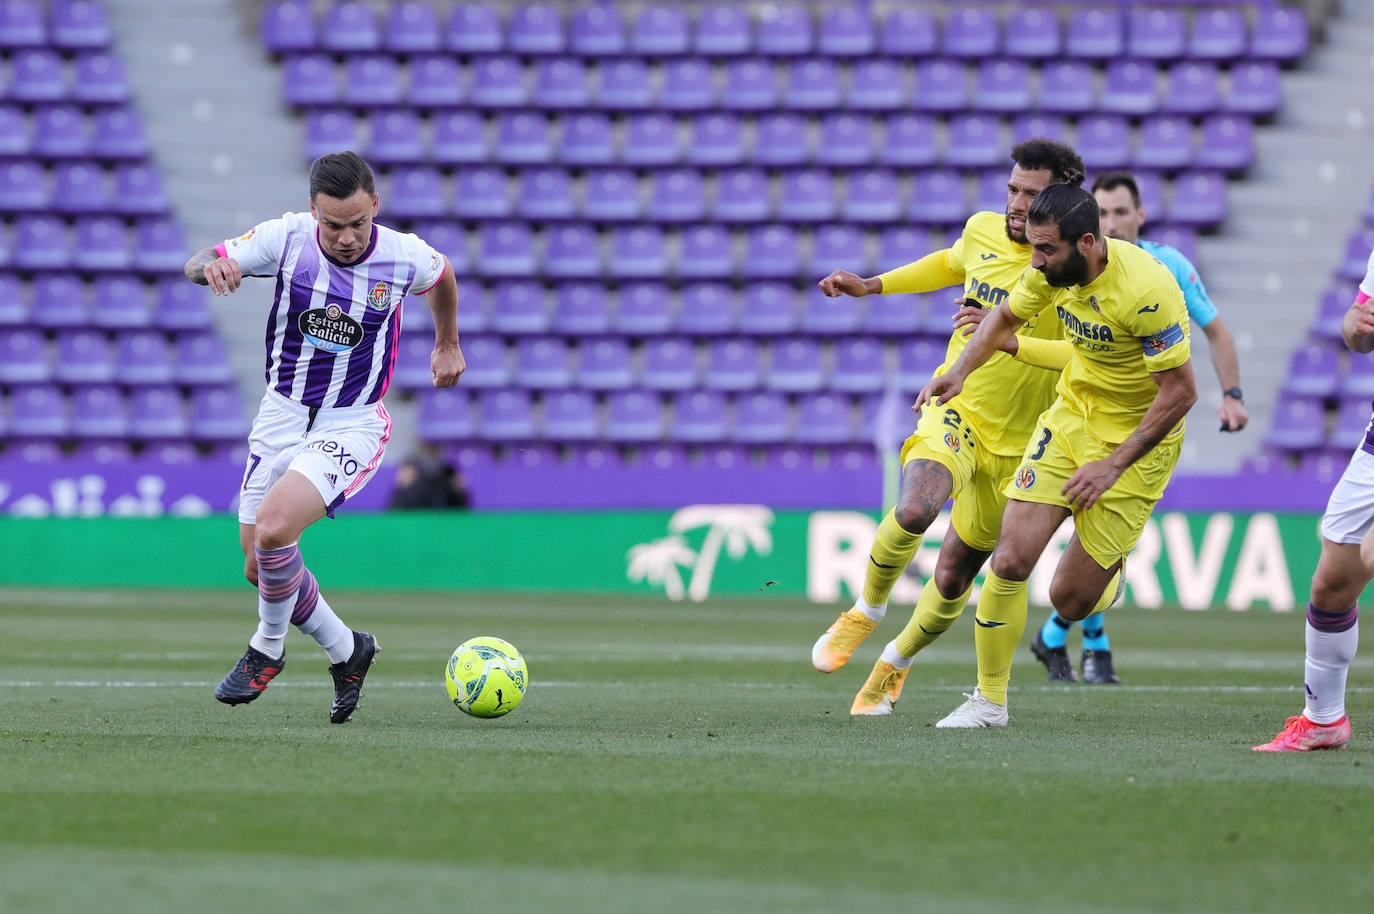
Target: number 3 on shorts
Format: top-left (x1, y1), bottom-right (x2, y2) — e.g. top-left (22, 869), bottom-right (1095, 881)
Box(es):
top-left (1029, 427), bottom-right (1052, 461)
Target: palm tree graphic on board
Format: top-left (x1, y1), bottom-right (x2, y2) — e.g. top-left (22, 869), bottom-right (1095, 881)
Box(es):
top-left (668, 505), bottom-right (774, 602)
top-left (625, 535), bottom-right (698, 601)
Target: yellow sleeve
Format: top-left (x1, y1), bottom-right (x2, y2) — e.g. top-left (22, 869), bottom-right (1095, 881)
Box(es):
top-left (1007, 266), bottom-right (1051, 320)
top-left (1012, 336), bottom-right (1073, 371)
top-left (877, 249), bottom-right (964, 294)
top-left (1126, 281), bottom-right (1191, 373)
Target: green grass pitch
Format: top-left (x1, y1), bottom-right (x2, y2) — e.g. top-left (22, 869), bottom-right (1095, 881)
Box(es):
top-left (2, 588), bottom-right (1371, 913)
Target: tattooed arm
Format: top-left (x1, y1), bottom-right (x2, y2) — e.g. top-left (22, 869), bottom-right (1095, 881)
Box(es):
top-left (185, 246), bottom-right (243, 296)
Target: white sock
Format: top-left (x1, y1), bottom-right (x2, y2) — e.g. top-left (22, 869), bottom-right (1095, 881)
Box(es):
top-left (296, 593), bottom-right (355, 664)
top-left (1304, 619), bottom-right (1358, 724)
top-left (249, 633), bottom-right (285, 660)
top-left (881, 639), bottom-right (914, 670)
top-left (856, 598), bottom-right (886, 623)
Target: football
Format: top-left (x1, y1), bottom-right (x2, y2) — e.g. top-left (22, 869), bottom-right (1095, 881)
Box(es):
top-left (444, 636), bottom-right (528, 718)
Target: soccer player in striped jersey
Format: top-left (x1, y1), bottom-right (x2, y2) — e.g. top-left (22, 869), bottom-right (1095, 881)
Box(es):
top-left (184, 151), bottom-right (465, 723)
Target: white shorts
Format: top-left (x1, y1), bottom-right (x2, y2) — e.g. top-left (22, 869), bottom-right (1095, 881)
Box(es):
top-left (1320, 447), bottom-right (1374, 544)
top-left (237, 389), bottom-right (392, 525)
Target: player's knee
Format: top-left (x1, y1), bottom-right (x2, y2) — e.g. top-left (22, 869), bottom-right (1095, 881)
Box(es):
top-left (932, 564), bottom-right (975, 600)
top-left (1050, 582), bottom-right (1094, 622)
top-left (253, 513), bottom-right (298, 551)
top-left (893, 497), bottom-right (940, 535)
top-left (989, 548), bottom-right (1035, 583)
top-left (1310, 573), bottom-right (1356, 614)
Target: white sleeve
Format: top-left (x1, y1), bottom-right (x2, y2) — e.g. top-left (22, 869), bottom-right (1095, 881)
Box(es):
top-left (1361, 246), bottom-right (1374, 298)
top-left (216, 213), bottom-right (296, 277)
top-left (407, 233), bottom-right (447, 295)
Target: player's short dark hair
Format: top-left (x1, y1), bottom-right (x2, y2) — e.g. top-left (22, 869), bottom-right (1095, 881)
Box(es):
top-left (1091, 170), bottom-right (1142, 208)
top-left (1028, 183), bottom-right (1100, 242)
top-left (1010, 139), bottom-right (1086, 187)
top-left (309, 151), bottom-right (376, 200)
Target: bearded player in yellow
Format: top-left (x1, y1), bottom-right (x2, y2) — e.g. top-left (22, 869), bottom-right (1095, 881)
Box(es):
top-left (812, 140), bottom-right (1097, 726)
top-left (914, 183), bottom-right (1197, 722)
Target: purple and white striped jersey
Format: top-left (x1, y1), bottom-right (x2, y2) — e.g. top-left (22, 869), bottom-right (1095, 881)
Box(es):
top-left (217, 212), bottom-right (446, 409)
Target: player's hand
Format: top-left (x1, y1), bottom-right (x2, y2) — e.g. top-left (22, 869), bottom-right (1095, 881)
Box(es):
top-left (1354, 299), bottom-right (1374, 335)
top-left (1218, 397), bottom-right (1248, 432)
top-left (913, 373), bottom-right (963, 412)
top-left (203, 257), bottom-right (243, 296)
top-left (1061, 458), bottom-right (1123, 511)
top-left (817, 269), bottom-right (871, 297)
top-left (953, 301), bottom-right (1019, 354)
top-left (432, 343), bottom-right (466, 388)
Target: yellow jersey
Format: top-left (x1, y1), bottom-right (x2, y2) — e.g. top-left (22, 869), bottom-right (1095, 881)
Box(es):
top-left (1007, 237), bottom-right (1191, 445)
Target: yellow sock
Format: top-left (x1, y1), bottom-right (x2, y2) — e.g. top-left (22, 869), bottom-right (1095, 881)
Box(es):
top-left (1089, 569), bottom-right (1122, 616)
top-left (974, 571), bottom-right (1029, 706)
top-left (861, 509), bottom-right (923, 608)
top-left (894, 577), bottom-right (972, 657)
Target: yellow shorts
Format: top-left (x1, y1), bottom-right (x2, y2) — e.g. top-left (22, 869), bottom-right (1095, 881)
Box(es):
top-left (899, 403), bottom-right (1023, 552)
top-left (1003, 397), bottom-right (1181, 569)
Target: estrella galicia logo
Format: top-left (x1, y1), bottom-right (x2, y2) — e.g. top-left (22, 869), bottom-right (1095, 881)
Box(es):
top-left (299, 303), bottom-right (364, 353)
top-left (1014, 465), bottom-right (1036, 490)
top-left (944, 431), bottom-right (961, 453)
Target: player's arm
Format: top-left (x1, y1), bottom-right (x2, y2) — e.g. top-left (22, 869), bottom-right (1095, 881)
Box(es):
top-left (1199, 317), bottom-right (1247, 431)
top-left (423, 255), bottom-right (465, 388)
top-left (184, 245), bottom-right (243, 296)
top-left (953, 304), bottom-right (1072, 370)
top-left (914, 303), bottom-right (1026, 409)
top-left (1342, 290), bottom-right (1374, 354)
top-left (817, 249), bottom-right (962, 297)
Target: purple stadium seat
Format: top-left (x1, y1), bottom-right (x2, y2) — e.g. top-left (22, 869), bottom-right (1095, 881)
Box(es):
top-left (633, 5), bottom-right (688, 55)
top-left (741, 226), bottom-right (801, 279)
top-left (476, 222), bottom-right (536, 277)
top-left (974, 170), bottom-right (1012, 214)
top-left (261, 1), bottom-right (315, 53)
top-left (494, 112), bottom-right (552, 164)
top-left (382, 1), bottom-right (440, 53)
top-left (113, 330), bottom-right (173, 385)
top-left (111, 163), bottom-right (169, 216)
top-left (814, 112), bottom-right (874, 167)
top-left (694, 5), bottom-right (750, 55)
top-left (598, 58), bottom-right (652, 110)
top-left (1134, 115), bottom-right (1194, 171)
top-left (942, 7), bottom-right (999, 58)
top-left (1332, 397), bottom-right (1370, 449)
top-left (753, 112), bottom-right (809, 166)
top-left (756, 4), bottom-right (812, 56)
top-left (605, 390), bottom-right (664, 443)
top-left (647, 169), bottom-right (706, 222)
top-left (945, 114), bottom-right (1003, 169)
top-left (676, 225), bottom-right (733, 279)
top-left (616, 281), bottom-right (674, 335)
top-left (660, 59), bottom-right (716, 111)
top-left (367, 110), bottom-right (424, 165)
top-left (53, 329), bottom-right (113, 383)
top-left (908, 170), bottom-right (966, 225)
top-left (768, 338), bottom-right (824, 392)
top-left (470, 56), bottom-right (528, 108)
top-left (516, 167), bottom-right (573, 220)
top-left (190, 387), bottom-right (248, 443)
top-left (796, 393), bottom-right (853, 445)
top-left (1264, 398), bottom-right (1325, 453)
top-left (1189, 8), bottom-right (1246, 62)
top-left (1004, 7), bottom-right (1060, 59)
top-left (450, 335), bottom-right (508, 389)
top-left (93, 108), bottom-right (150, 160)
top-left (608, 225), bottom-right (668, 278)
top-left (1038, 60), bottom-right (1095, 115)
top-left (973, 60), bottom-right (1032, 113)
top-left (1127, 8), bottom-right (1185, 61)
top-left (427, 112), bottom-right (488, 166)
top-left (1339, 232), bottom-right (1374, 282)
top-left (558, 112), bottom-right (615, 166)
top-left (70, 385), bottom-right (128, 439)
top-left (13, 215), bottom-right (71, 271)
top-left (319, 1), bottom-right (380, 53)
top-left (0, 328), bottom-right (48, 383)
top-left (154, 280), bottom-right (213, 333)
top-left (9, 384), bottom-right (68, 438)
top-left (72, 216), bottom-right (131, 270)
top-left (1343, 349), bottom-right (1374, 398)
top-left (735, 282), bottom-right (797, 334)
top-left (1284, 344), bottom-right (1342, 398)
top-left (281, 54), bottom-right (337, 107)
top-left (0, 160), bottom-right (48, 211)
top-left (1065, 7), bottom-right (1124, 60)
top-left (543, 225), bottom-right (601, 278)
top-left (513, 336), bottom-right (573, 389)
top-left (844, 169), bottom-right (902, 223)
top-left (1168, 171), bottom-right (1227, 227)
top-left (0, 274), bottom-right (26, 327)
top-left (777, 169), bottom-right (835, 222)
top-left (621, 113), bottom-right (679, 166)
top-left (878, 7), bottom-right (936, 57)
top-left (1163, 62), bottom-right (1221, 116)
top-left (530, 57), bottom-right (588, 109)
top-left (1011, 113), bottom-right (1069, 145)
top-left (413, 222), bottom-right (470, 278)
top-left (303, 109), bottom-right (356, 160)
top-left (672, 390), bottom-right (729, 442)
top-left (911, 59), bottom-right (967, 113)
top-left (1196, 114), bottom-right (1255, 173)
top-left (478, 390), bottom-right (536, 442)
top-left (896, 339), bottom-right (946, 389)
top-left (342, 55), bottom-right (401, 108)
top-left (722, 58), bottom-right (779, 111)
top-left (409, 55), bottom-right (464, 108)
top-left (1076, 114), bottom-right (1131, 171)
top-left (9, 49), bottom-right (66, 102)
top-left (714, 169), bottom-right (770, 222)
top-left (878, 113), bottom-right (938, 168)
top-left (72, 52), bottom-right (129, 105)
top-left (0, 105), bottom-right (30, 157)
top-left (810, 223), bottom-right (867, 277)
top-left (1226, 62), bottom-right (1282, 118)
top-left (569, 4), bottom-right (625, 56)
top-left (173, 333), bottom-right (233, 386)
top-left (489, 280), bottom-right (550, 334)
top-left (91, 276), bottom-right (150, 330)
top-left (676, 283), bottom-right (735, 334)
top-left (1101, 60), bottom-right (1159, 116)
top-left (34, 105), bottom-right (90, 158)
top-left (818, 5), bottom-right (874, 57)
top-left (1251, 6), bottom-right (1309, 63)
top-left (578, 337), bottom-right (634, 390)
top-left (1131, 169), bottom-right (1167, 219)
top-left (831, 338), bottom-right (885, 393)
top-left (684, 113), bottom-right (744, 166)
top-left (386, 166), bottom-right (448, 220)
top-left (641, 337), bottom-right (698, 390)
top-left (784, 59), bottom-right (841, 110)
top-left (848, 58), bottom-right (906, 110)
top-left (552, 283), bottom-right (612, 336)
top-left (1312, 284), bottom-right (1356, 342)
top-left (543, 389), bottom-right (599, 442)
top-left (450, 167), bottom-right (508, 219)
top-left (581, 169), bottom-right (640, 221)
top-left (446, 3), bottom-right (501, 53)
top-left (734, 391), bottom-right (789, 443)
top-left (508, 4), bottom-right (564, 55)
top-left (417, 387), bottom-right (477, 442)
top-left (0, 0), bottom-right (45, 48)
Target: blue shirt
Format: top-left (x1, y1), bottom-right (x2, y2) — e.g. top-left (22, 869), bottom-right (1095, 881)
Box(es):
top-left (1139, 238), bottom-right (1217, 329)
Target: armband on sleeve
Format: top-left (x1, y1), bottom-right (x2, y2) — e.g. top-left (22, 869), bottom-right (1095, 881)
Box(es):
top-left (1012, 336), bottom-right (1073, 371)
top-left (877, 250), bottom-right (964, 294)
